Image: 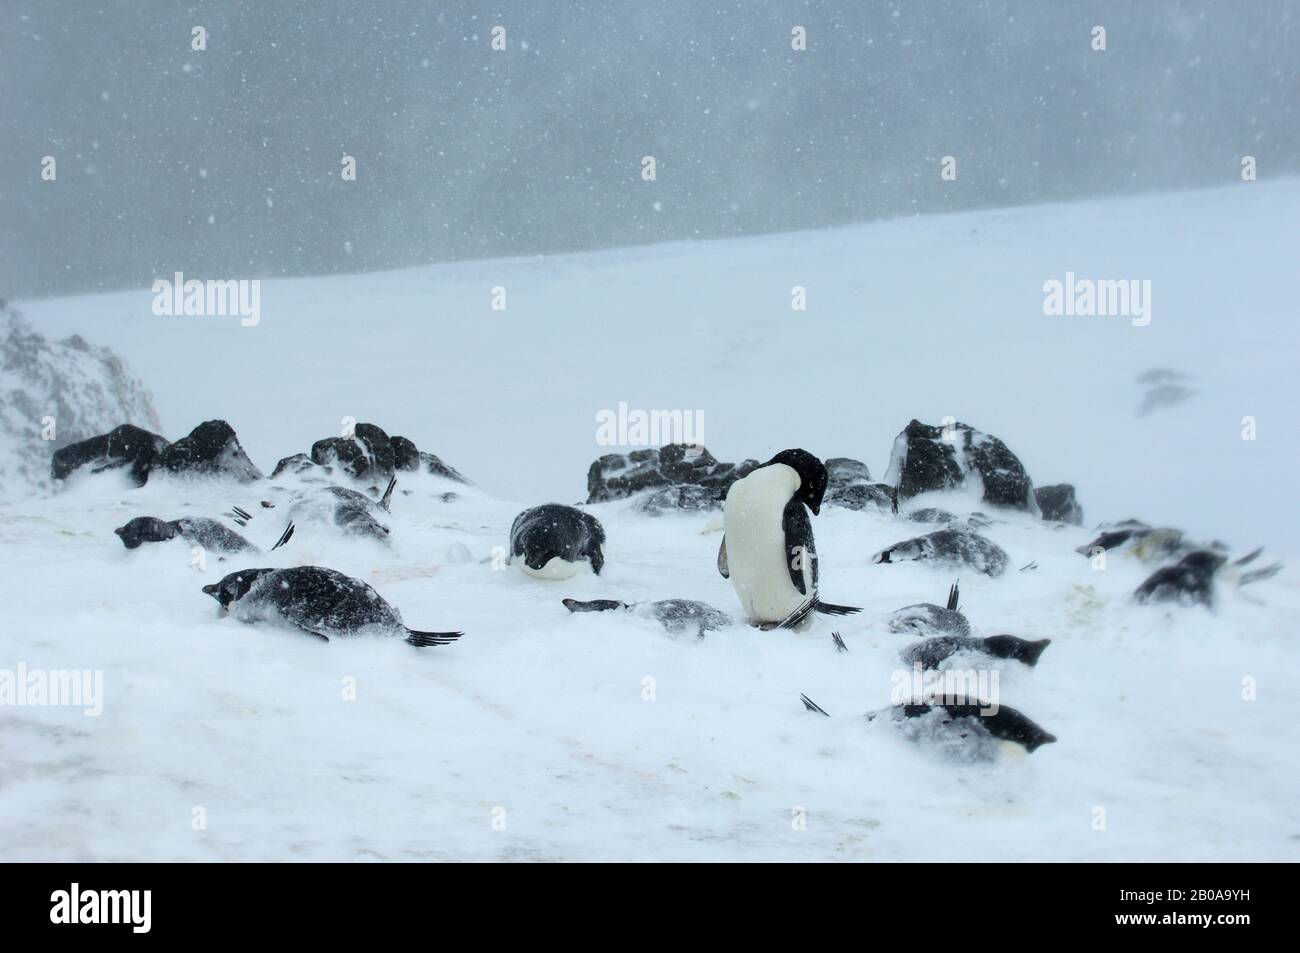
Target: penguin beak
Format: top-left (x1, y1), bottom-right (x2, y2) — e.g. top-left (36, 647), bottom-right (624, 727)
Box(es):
top-left (810, 503), bottom-right (821, 516)
top-left (201, 583), bottom-right (220, 599)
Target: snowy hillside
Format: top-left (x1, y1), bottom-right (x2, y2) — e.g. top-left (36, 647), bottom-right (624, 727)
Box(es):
top-left (3, 182), bottom-right (1298, 861)
top-left (15, 179), bottom-right (1300, 553)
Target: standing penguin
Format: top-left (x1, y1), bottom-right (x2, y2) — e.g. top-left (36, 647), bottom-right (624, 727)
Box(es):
top-left (718, 448), bottom-right (861, 628)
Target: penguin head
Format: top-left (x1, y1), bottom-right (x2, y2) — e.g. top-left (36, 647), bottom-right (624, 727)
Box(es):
top-left (765, 449), bottom-right (828, 515)
top-left (114, 517), bottom-right (177, 549)
top-left (983, 635), bottom-right (1052, 667)
top-left (202, 568), bottom-right (275, 611)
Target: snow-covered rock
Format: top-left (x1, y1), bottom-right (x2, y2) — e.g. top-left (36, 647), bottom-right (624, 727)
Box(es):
top-left (51, 423), bottom-right (170, 487)
top-left (275, 423), bottom-right (468, 486)
top-left (157, 420), bottom-right (262, 483)
top-left (311, 422), bottom-right (396, 480)
top-left (883, 419), bottom-right (1038, 514)
top-left (0, 301), bottom-right (162, 496)
top-left (1035, 483), bottom-right (1084, 525)
top-left (586, 444), bottom-right (757, 505)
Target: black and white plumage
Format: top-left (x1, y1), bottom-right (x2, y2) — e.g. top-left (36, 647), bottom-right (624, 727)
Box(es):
top-left (201, 565), bottom-right (462, 646)
top-left (717, 448), bottom-right (860, 628)
top-left (562, 597), bottom-right (732, 636)
top-left (900, 634), bottom-right (1051, 670)
top-left (874, 702), bottom-right (1058, 757)
top-left (887, 581), bottom-right (969, 637)
top-left (115, 515), bottom-right (293, 554)
top-left (509, 504), bottom-right (606, 579)
top-left (284, 484), bottom-right (393, 543)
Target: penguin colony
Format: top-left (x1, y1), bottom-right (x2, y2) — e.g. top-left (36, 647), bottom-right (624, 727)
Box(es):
top-left (106, 444), bottom-right (1280, 761)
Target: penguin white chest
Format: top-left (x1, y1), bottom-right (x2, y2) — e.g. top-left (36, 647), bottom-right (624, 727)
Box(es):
top-left (723, 464), bottom-right (807, 623)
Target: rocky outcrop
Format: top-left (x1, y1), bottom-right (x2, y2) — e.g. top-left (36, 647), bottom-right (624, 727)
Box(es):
top-left (634, 483), bottom-right (723, 515)
top-left (52, 424), bottom-right (170, 486)
top-left (587, 444), bottom-right (758, 505)
top-left (1, 301), bottom-right (162, 495)
top-left (1035, 483), bottom-right (1083, 525)
top-left (275, 423), bottom-right (468, 484)
top-left (158, 420), bottom-right (262, 482)
top-left (311, 422), bottom-right (396, 481)
top-left (820, 456), bottom-right (897, 513)
top-left (883, 419), bottom-right (1038, 513)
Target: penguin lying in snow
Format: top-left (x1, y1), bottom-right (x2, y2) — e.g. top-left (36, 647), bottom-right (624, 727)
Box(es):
top-left (901, 634), bottom-right (1051, 671)
top-left (874, 702), bottom-right (1058, 757)
top-left (509, 504), bottom-right (606, 579)
top-left (887, 582), bottom-right (970, 637)
top-left (1133, 548), bottom-right (1281, 608)
top-left (115, 516), bottom-right (294, 555)
top-left (562, 598), bottom-right (733, 637)
top-left (887, 582), bottom-right (1051, 670)
top-left (202, 565), bottom-right (463, 646)
top-left (718, 449), bottom-right (861, 629)
top-left (800, 694), bottom-right (1057, 758)
top-left (279, 478), bottom-right (396, 543)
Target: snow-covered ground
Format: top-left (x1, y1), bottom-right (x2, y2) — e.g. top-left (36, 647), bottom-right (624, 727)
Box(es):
top-left (3, 181), bottom-right (1298, 861)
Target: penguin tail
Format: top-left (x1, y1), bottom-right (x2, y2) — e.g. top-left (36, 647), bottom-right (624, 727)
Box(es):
top-left (1239, 562), bottom-right (1282, 587)
top-left (946, 579), bottom-right (960, 611)
top-left (800, 693), bottom-right (830, 717)
top-left (269, 521), bottom-right (295, 551)
top-left (404, 629), bottom-right (464, 647)
top-left (813, 600), bottom-right (862, 617)
top-left (1232, 547), bottom-right (1263, 567)
top-left (379, 475), bottom-right (397, 512)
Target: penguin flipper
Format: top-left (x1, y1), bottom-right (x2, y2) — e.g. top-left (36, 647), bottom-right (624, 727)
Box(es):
top-left (716, 537), bottom-right (729, 579)
top-left (405, 629), bottom-right (464, 647)
top-left (782, 500), bottom-right (816, 594)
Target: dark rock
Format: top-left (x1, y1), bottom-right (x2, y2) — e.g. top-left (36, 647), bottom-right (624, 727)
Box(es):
top-left (418, 451), bottom-right (470, 483)
top-left (824, 482), bottom-right (897, 513)
top-left (51, 423), bottom-right (170, 486)
top-left (1035, 483), bottom-right (1083, 525)
top-left (310, 422), bottom-right (395, 481)
top-left (270, 453), bottom-right (326, 479)
top-left (884, 419), bottom-right (1037, 513)
top-left (872, 527), bottom-right (1010, 577)
top-left (587, 443), bottom-right (758, 504)
top-left (906, 507), bottom-right (959, 525)
top-left (391, 436), bottom-right (421, 471)
top-left (158, 420), bottom-right (262, 482)
top-left (634, 483), bottom-right (723, 515)
top-left (825, 457), bottom-right (872, 488)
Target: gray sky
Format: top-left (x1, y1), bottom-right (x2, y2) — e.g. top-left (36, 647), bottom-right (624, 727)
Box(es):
top-left (2, 0), bottom-right (1297, 300)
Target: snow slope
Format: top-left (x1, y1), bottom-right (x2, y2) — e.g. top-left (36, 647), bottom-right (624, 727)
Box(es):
top-left (3, 182), bottom-right (1299, 861)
